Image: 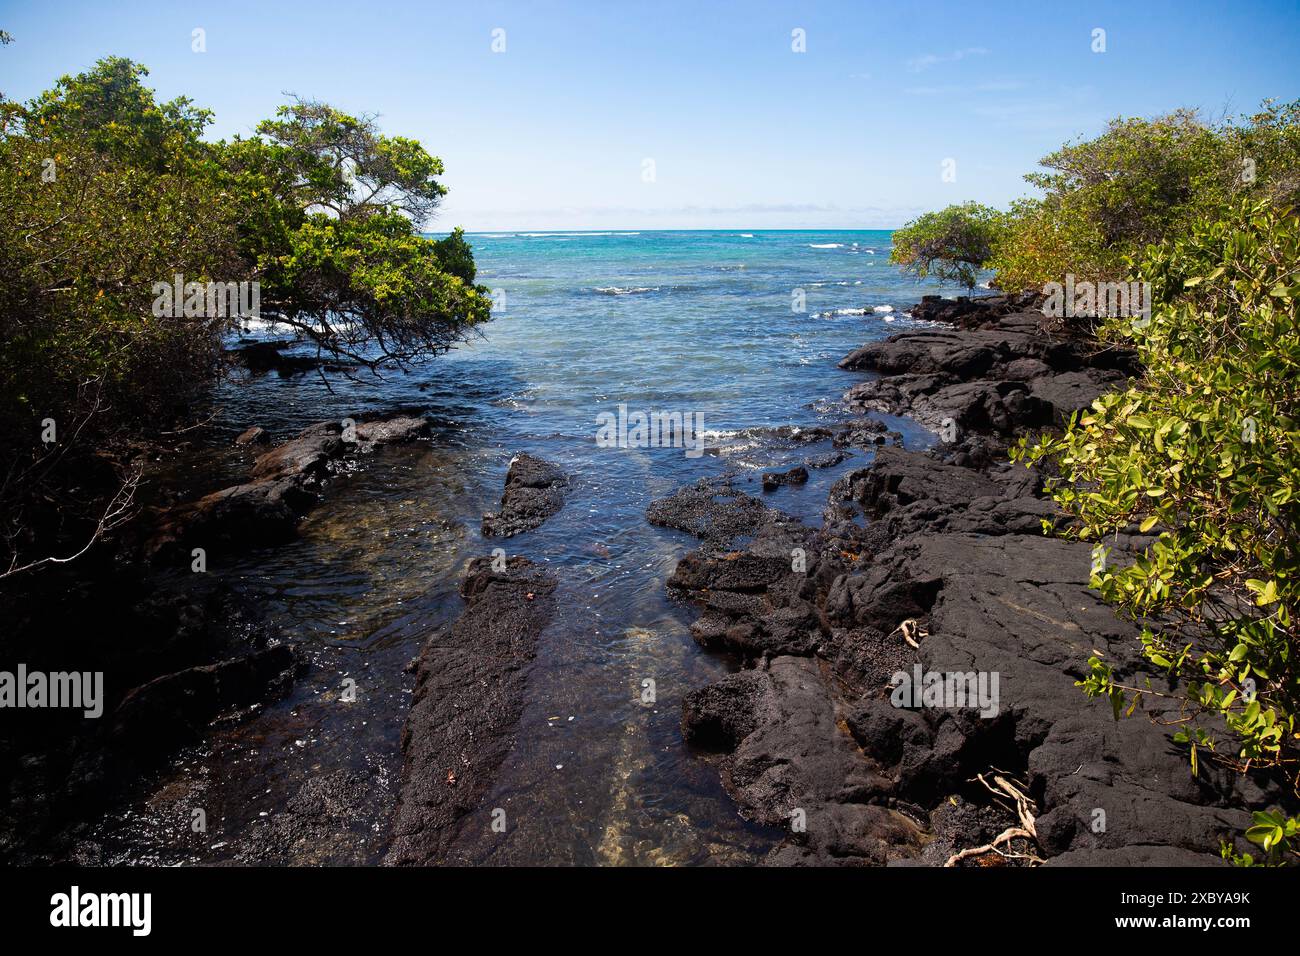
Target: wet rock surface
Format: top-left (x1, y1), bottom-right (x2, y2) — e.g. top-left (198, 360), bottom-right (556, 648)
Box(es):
top-left (386, 556), bottom-right (558, 865)
top-left (647, 478), bottom-right (792, 547)
top-left (0, 571), bottom-right (293, 863)
top-left (685, 655), bottom-right (921, 865)
top-left (224, 339), bottom-right (355, 376)
top-left (665, 298), bottom-right (1273, 866)
top-left (761, 465), bottom-right (808, 492)
top-left (234, 425), bottom-right (270, 446)
top-left (481, 453), bottom-right (569, 538)
top-left (146, 413), bottom-right (431, 558)
top-left (240, 769), bottom-right (381, 865)
top-left (805, 450), bottom-right (850, 470)
top-left (832, 418), bottom-right (904, 449)
top-left (1, 409), bottom-right (437, 860)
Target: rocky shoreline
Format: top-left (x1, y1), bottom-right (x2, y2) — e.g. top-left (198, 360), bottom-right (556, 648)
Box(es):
top-left (5, 296), bottom-right (1282, 867)
top-left (144, 413), bottom-right (433, 558)
top-left (0, 412), bottom-right (434, 863)
top-left (661, 293), bottom-right (1275, 866)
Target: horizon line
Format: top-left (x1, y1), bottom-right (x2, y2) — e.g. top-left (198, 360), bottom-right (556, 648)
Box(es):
top-left (437, 226), bottom-right (905, 234)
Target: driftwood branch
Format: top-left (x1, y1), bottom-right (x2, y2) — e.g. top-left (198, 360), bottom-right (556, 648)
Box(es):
top-left (889, 617), bottom-right (928, 649)
top-left (0, 463), bottom-right (141, 581)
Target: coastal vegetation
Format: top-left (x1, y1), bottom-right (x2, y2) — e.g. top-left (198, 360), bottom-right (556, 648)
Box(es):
top-left (0, 57), bottom-right (488, 579)
top-left (1, 32), bottom-right (1294, 869)
top-left (1016, 200), bottom-right (1300, 865)
top-left (894, 102), bottom-right (1300, 302)
top-left (885, 201), bottom-right (1004, 289)
top-left (894, 100), bottom-right (1300, 864)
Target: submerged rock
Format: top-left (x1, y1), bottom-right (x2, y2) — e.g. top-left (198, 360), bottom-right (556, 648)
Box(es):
top-left (386, 557), bottom-right (557, 865)
top-left (146, 413), bottom-right (430, 559)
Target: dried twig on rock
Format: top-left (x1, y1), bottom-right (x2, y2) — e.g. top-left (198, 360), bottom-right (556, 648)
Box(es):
top-left (944, 770), bottom-right (1044, 866)
top-left (889, 617), bottom-right (927, 649)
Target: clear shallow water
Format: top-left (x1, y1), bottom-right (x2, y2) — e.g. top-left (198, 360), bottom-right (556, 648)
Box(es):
top-left (82, 230), bottom-right (955, 866)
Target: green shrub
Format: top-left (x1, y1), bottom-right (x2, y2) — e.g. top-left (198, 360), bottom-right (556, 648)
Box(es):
top-left (987, 197), bottom-right (1121, 295)
top-left (989, 101), bottom-right (1300, 294)
top-left (889, 201), bottom-right (1004, 289)
top-left (1012, 201), bottom-right (1300, 863)
top-left (0, 58), bottom-right (489, 577)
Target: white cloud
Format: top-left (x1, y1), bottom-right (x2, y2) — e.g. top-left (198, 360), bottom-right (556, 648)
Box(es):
top-left (906, 47), bottom-right (990, 72)
top-left (904, 79), bottom-right (1025, 95)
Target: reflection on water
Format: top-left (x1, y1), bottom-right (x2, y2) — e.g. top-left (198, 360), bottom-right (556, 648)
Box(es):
top-left (80, 230), bottom-right (950, 865)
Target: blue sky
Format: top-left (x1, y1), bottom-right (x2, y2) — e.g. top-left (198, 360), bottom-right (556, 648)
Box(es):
top-left (2, 0), bottom-right (1297, 229)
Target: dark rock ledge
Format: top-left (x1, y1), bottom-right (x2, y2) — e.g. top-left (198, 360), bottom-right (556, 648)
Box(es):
top-left (481, 453), bottom-right (569, 538)
top-left (658, 294), bottom-right (1279, 866)
top-left (144, 414), bottom-right (431, 558)
top-left (0, 573), bottom-right (299, 863)
top-left (5, 412), bottom-right (422, 861)
top-left (385, 556), bottom-right (557, 865)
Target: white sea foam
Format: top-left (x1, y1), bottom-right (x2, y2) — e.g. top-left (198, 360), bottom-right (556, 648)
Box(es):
top-left (594, 286), bottom-right (659, 295)
top-left (809, 243), bottom-right (843, 249)
top-left (232, 317), bottom-right (291, 334)
top-left (813, 307), bottom-right (871, 318)
top-left (811, 304), bottom-right (899, 319)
